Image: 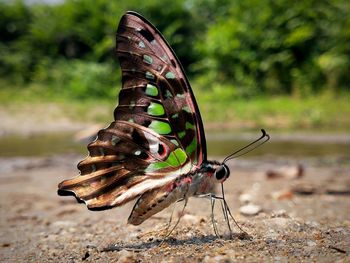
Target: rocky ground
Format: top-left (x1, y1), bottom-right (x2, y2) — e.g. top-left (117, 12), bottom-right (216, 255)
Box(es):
top-left (0, 153), bottom-right (349, 262)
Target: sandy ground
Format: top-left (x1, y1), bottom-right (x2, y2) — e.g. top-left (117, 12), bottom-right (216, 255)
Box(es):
top-left (0, 153), bottom-right (349, 262)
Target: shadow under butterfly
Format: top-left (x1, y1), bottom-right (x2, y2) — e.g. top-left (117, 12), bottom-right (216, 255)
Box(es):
top-left (58, 11), bottom-right (270, 241)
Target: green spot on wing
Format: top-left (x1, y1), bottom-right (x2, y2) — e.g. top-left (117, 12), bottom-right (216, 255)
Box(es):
top-left (147, 102), bottom-right (165, 116)
top-left (165, 90), bottom-right (173, 98)
top-left (145, 148), bottom-right (187, 172)
top-left (139, 41), bottom-right (145, 48)
top-left (145, 84), bottom-right (158, 96)
top-left (111, 135), bottom-right (120, 146)
top-left (149, 121), bottom-right (171, 134)
top-left (185, 122), bottom-right (195, 130)
top-left (171, 139), bottom-right (179, 147)
top-left (186, 138), bottom-right (197, 156)
top-left (146, 162), bottom-right (170, 172)
top-left (129, 100), bottom-right (135, 109)
top-left (182, 106), bottom-right (191, 113)
top-left (143, 55), bottom-right (153, 65)
top-left (174, 148), bottom-right (187, 165)
top-left (176, 93), bottom-right (186, 98)
top-left (178, 131), bottom-right (186, 139)
top-left (99, 148), bottom-right (105, 156)
top-left (172, 113), bottom-right (179, 119)
top-left (145, 71), bottom-right (155, 79)
top-left (165, 71), bottom-right (176, 79)
top-left (166, 152), bottom-right (179, 166)
top-left (161, 54), bottom-right (168, 61)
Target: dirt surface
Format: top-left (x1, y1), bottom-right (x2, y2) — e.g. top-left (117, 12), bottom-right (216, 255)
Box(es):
top-left (0, 153), bottom-right (349, 262)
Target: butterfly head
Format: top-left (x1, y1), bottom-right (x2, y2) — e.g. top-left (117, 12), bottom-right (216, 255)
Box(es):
top-left (205, 161), bottom-right (230, 183)
top-left (214, 163), bottom-right (230, 183)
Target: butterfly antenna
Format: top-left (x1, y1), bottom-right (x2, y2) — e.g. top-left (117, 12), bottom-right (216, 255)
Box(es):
top-left (223, 129), bottom-right (270, 163)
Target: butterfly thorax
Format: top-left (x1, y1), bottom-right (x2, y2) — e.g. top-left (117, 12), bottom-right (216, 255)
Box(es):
top-left (186, 160), bottom-right (223, 196)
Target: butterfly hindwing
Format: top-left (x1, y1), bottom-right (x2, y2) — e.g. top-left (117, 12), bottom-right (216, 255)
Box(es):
top-left (58, 120), bottom-right (191, 209)
top-left (58, 12), bottom-right (207, 213)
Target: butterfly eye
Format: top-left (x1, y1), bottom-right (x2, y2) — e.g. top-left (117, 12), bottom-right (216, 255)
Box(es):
top-left (215, 165), bottom-right (229, 181)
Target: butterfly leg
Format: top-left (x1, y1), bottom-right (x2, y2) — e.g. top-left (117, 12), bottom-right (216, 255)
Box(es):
top-left (194, 193), bottom-right (247, 238)
top-left (164, 201), bottom-right (176, 233)
top-left (159, 198), bottom-right (188, 246)
top-left (193, 193), bottom-right (221, 238)
top-left (218, 183), bottom-right (232, 238)
top-left (219, 196), bottom-right (234, 238)
top-left (163, 198), bottom-right (185, 234)
top-left (222, 198), bottom-right (248, 236)
top-left (212, 195), bottom-right (248, 237)
top-left (210, 195), bottom-right (221, 238)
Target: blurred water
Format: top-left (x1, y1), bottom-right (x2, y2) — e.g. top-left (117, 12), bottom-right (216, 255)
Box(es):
top-left (206, 132), bottom-right (350, 158)
top-left (0, 131), bottom-right (349, 158)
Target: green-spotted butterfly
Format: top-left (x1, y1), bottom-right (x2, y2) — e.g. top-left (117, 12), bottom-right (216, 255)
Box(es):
top-left (58, 11), bottom-right (269, 235)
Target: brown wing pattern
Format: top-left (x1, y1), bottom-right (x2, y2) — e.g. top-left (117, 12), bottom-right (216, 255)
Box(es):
top-left (58, 120), bottom-right (191, 209)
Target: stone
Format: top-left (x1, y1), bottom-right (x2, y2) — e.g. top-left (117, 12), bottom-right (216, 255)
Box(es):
top-left (239, 204), bottom-right (262, 216)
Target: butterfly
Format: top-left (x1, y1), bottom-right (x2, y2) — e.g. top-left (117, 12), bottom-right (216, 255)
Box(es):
top-left (58, 11), bottom-right (269, 236)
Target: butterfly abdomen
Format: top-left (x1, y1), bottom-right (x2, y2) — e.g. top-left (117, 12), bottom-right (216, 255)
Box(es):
top-left (128, 176), bottom-right (192, 225)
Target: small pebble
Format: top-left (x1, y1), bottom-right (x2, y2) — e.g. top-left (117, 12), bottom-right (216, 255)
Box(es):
top-left (239, 204), bottom-right (262, 216)
top-left (266, 164), bottom-right (304, 179)
top-left (307, 240), bottom-right (317, 247)
top-left (271, 190), bottom-right (294, 200)
top-left (263, 218), bottom-right (295, 230)
top-left (182, 214), bottom-right (200, 224)
top-left (271, 209), bottom-right (288, 218)
top-left (86, 243), bottom-right (97, 249)
top-left (203, 255), bottom-right (232, 263)
top-left (292, 183), bottom-right (316, 195)
top-left (239, 193), bottom-right (253, 204)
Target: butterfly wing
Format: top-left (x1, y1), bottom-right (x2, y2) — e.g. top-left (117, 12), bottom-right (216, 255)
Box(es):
top-left (116, 11), bottom-right (206, 165)
top-left (58, 11), bottom-right (206, 212)
top-left (58, 121), bottom-right (191, 209)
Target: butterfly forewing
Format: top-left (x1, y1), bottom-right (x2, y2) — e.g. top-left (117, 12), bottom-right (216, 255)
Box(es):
top-left (116, 12), bottom-right (206, 166)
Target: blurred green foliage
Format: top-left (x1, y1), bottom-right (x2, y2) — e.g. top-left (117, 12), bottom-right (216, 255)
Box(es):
top-left (0, 0), bottom-right (349, 99)
top-left (196, 0), bottom-right (350, 97)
